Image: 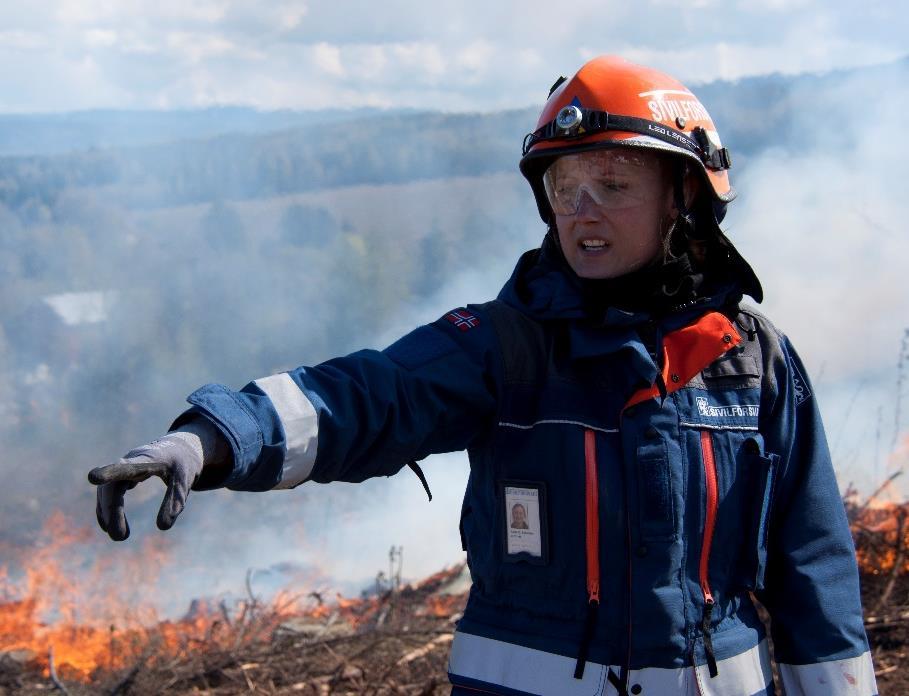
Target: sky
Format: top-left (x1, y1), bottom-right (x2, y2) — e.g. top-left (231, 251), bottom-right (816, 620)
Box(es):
top-left (0, 0), bottom-right (905, 112)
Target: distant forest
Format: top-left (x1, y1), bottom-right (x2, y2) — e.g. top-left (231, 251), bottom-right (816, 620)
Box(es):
top-left (0, 109), bottom-right (531, 211)
top-left (3, 57), bottom-right (906, 214)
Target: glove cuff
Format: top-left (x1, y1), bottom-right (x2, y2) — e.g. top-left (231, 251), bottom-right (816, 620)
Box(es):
top-left (172, 419), bottom-right (231, 467)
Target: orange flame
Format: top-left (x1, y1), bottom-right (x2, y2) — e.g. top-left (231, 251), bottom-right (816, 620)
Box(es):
top-left (850, 500), bottom-right (909, 576)
top-left (418, 595), bottom-right (462, 618)
top-left (0, 511), bottom-right (174, 678)
top-left (0, 513), bottom-right (366, 681)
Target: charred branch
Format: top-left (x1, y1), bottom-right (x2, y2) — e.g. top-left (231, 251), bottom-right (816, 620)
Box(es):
top-left (47, 646), bottom-right (71, 696)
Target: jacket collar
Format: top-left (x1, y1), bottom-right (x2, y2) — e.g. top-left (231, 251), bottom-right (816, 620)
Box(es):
top-left (496, 234), bottom-right (749, 371)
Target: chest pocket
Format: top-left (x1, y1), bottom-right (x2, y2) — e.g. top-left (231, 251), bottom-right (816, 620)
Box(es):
top-left (698, 428), bottom-right (777, 592)
top-left (735, 438), bottom-right (778, 591)
top-left (684, 343), bottom-right (777, 594)
top-left (636, 435), bottom-right (675, 542)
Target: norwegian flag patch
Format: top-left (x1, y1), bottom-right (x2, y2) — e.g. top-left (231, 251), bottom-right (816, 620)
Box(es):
top-left (445, 309), bottom-right (479, 332)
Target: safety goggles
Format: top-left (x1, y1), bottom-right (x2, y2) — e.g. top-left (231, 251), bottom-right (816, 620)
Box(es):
top-left (543, 150), bottom-right (665, 216)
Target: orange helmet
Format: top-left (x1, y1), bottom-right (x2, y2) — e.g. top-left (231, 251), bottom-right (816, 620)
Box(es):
top-left (520, 55), bottom-right (733, 224)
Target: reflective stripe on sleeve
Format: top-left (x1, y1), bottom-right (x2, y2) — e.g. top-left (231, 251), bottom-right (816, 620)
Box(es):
top-left (778, 651), bottom-right (877, 696)
top-left (253, 373), bottom-right (319, 488)
top-left (448, 631), bottom-right (773, 696)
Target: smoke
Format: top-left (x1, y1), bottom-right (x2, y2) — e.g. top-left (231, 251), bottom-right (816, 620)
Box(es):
top-left (2, 58), bottom-right (906, 619)
top-left (727, 60), bottom-right (909, 493)
top-left (0, 160), bottom-right (540, 617)
top-left (149, 174), bottom-right (541, 611)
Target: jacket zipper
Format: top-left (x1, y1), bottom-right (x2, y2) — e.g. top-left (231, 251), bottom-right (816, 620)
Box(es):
top-left (574, 429), bottom-right (600, 679)
top-left (585, 429), bottom-right (601, 606)
top-left (698, 430), bottom-right (719, 678)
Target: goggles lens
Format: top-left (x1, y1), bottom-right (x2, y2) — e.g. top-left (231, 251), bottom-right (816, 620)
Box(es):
top-left (543, 150), bottom-right (664, 215)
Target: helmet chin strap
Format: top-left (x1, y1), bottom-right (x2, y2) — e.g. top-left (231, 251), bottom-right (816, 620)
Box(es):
top-left (672, 162), bottom-right (696, 236)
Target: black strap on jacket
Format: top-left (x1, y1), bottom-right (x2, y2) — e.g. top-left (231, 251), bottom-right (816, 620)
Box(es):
top-left (407, 460), bottom-right (432, 501)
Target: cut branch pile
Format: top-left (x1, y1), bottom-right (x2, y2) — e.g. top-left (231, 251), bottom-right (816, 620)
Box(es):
top-left (6, 498), bottom-right (909, 694)
top-left (848, 498), bottom-right (909, 689)
top-left (0, 565), bottom-right (468, 695)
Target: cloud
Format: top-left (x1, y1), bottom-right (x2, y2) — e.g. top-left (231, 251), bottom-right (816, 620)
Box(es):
top-left (83, 28), bottom-right (118, 48)
top-left (0, 1), bottom-right (904, 112)
top-left (166, 32), bottom-right (256, 64)
top-left (0, 30), bottom-right (48, 51)
top-left (311, 41), bottom-right (343, 77)
top-left (615, 38), bottom-right (905, 85)
top-left (54, 0), bottom-right (230, 26)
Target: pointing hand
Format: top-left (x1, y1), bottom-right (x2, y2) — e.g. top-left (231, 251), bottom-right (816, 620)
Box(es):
top-left (88, 433), bottom-right (205, 541)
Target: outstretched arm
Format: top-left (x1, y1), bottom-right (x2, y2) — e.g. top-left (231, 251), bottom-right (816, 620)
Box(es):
top-left (89, 306), bottom-right (500, 536)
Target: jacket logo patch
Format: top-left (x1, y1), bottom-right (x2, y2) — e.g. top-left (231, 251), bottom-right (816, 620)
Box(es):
top-left (791, 362), bottom-right (811, 406)
top-left (696, 396), bottom-right (759, 418)
top-left (446, 309), bottom-right (479, 332)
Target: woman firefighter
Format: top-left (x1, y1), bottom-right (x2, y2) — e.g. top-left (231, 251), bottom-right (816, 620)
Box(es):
top-left (89, 56), bottom-right (876, 695)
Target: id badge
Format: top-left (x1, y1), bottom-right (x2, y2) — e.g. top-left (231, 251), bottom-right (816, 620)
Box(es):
top-left (501, 480), bottom-right (549, 565)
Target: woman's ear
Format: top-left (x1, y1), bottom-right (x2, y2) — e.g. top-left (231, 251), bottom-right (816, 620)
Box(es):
top-left (667, 161), bottom-right (700, 219)
top-left (683, 168), bottom-right (701, 209)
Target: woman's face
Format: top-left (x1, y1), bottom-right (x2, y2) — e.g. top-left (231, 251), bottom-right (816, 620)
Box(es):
top-left (547, 148), bottom-right (675, 279)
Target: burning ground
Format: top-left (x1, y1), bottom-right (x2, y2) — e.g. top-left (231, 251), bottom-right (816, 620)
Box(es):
top-left (4, 498), bottom-right (909, 694)
top-left (0, 527), bottom-right (468, 696)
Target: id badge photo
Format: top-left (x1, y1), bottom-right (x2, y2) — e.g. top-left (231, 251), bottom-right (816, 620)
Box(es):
top-left (500, 480), bottom-right (549, 566)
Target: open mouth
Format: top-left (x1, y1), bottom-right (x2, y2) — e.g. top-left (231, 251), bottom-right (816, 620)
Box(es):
top-left (579, 239), bottom-right (608, 252)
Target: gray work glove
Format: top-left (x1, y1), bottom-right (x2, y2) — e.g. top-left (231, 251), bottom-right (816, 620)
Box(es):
top-left (88, 418), bottom-right (230, 541)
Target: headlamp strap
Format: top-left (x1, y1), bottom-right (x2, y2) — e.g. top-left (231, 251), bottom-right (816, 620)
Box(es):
top-left (523, 108), bottom-right (732, 172)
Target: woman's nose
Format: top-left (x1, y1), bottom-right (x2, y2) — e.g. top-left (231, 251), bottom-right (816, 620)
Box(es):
top-left (574, 187), bottom-right (603, 220)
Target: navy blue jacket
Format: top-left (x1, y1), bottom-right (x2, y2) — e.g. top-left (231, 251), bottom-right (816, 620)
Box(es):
top-left (178, 240), bottom-right (875, 695)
